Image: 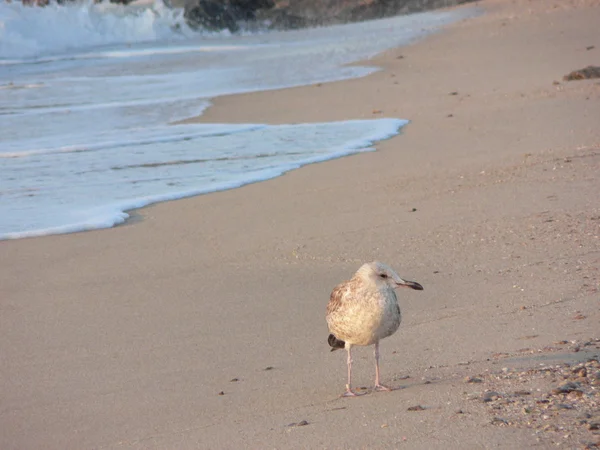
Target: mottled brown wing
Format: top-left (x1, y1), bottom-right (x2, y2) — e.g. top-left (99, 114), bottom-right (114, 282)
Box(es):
top-left (326, 278), bottom-right (362, 317)
top-left (326, 283), bottom-right (347, 317)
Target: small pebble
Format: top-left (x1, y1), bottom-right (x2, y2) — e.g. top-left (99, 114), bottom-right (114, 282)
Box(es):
top-left (465, 376), bottom-right (483, 383)
top-left (482, 391), bottom-right (501, 403)
top-left (491, 417), bottom-right (508, 426)
top-left (514, 390), bottom-right (531, 396)
top-left (287, 420), bottom-right (309, 428)
top-left (567, 390), bottom-right (584, 399)
top-left (556, 403), bottom-right (573, 410)
top-left (264, 366), bottom-right (274, 371)
top-left (552, 381), bottom-right (580, 394)
top-left (407, 405), bottom-right (425, 411)
top-left (218, 391), bottom-right (225, 396)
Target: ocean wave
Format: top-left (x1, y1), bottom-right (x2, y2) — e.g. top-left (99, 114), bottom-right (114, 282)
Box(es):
top-left (0, 123), bottom-right (265, 158)
top-left (0, 119), bottom-right (407, 240)
top-left (0, 0), bottom-right (196, 60)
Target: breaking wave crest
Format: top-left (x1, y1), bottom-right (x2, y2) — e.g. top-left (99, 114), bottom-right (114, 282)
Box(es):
top-left (0, 0), bottom-right (196, 60)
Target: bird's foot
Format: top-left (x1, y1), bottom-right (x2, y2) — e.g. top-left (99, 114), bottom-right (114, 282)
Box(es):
top-left (374, 383), bottom-right (393, 392)
top-left (342, 390), bottom-right (365, 397)
top-left (342, 385), bottom-right (365, 397)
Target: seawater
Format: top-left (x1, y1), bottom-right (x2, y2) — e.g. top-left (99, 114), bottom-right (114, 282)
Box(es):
top-left (0, 0), bottom-right (472, 240)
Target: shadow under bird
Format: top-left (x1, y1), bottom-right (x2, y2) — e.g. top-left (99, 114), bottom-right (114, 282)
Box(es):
top-left (326, 261), bottom-right (423, 397)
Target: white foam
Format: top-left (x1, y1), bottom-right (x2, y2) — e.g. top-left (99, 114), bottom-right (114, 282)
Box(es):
top-left (0, 0), bottom-right (194, 60)
top-left (0, 119), bottom-right (407, 240)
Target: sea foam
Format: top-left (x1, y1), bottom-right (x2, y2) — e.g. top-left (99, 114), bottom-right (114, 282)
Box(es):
top-left (0, 119), bottom-right (407, 240)
top-left (0, 0), bottom-right (193, 60)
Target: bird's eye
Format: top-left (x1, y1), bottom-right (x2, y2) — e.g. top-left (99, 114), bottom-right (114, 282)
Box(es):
top-left (380, 273), bottom-right (388, 279)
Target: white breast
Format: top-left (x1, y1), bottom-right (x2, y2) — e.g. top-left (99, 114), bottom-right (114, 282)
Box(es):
top-left (328, 287), bottom-right (401, 346)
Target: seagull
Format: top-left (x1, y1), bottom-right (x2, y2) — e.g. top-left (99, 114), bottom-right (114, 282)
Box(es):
top-left (326, 261), bottom-right (423, 397)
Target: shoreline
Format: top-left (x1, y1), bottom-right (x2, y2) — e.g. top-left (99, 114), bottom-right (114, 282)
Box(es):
top-left (2, 0), bottom-right (599, 448)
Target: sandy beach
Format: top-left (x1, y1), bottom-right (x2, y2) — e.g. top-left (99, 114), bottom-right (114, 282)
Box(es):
top-left (2, 0), bottom-right (599, 448)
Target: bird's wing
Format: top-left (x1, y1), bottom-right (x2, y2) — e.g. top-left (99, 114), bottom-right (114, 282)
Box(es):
top-left (326, 279), bottom-right (358, 317)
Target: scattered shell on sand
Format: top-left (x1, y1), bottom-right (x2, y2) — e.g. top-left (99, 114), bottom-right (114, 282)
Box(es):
top-left (407, 405), bottom-right (426, 411)
top-left (464, 343), bottom-right (599, 448)
top-left (465, 376), bottom-right (483, 383)
top-left (287, 420), bottom-right (309, 427)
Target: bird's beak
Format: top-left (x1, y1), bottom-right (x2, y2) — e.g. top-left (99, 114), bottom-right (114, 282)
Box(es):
top-left (395, 279), bottom-right (424, 290)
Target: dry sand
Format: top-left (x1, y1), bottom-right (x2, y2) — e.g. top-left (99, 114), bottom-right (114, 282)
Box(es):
top-left (1, 0), bottom-right (599, 448)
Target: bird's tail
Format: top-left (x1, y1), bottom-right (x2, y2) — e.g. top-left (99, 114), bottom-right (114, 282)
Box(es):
top-left (328, 334), bottom-right (345, 352)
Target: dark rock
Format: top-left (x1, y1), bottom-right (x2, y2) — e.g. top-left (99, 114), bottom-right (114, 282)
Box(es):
top-left (184, 0), bottom-right (239, 31)
top-left (106, 0), bottom-right (137, 4)
top-left (182, 0), bottom-right (479, 32)
top-left (551, 380), bottom-right (581, 394)
top-left (563, 66), bottom-right (600, 81)
top-left (513, 390), bottom-right (531, 396)
top-left (257, 0), bottom-right (477, 31)
top-left (556, 403), bottom-right (573, 410)
top-left (287, 420), bottom-right (309, 427)
top-left (490, 417), bottom-right (508, 425)
top-left (184, 0), bottom-right (274, 32)
top-left (407, 405), bottom-right (425, 411)
top-left (465, 376), bottom-right (483, 383)
top-left (482, 391), bottom-right (501, 402)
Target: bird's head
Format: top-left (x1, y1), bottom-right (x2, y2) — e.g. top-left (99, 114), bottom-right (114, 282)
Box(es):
top-left (358, 261), bottom-right (424, 291)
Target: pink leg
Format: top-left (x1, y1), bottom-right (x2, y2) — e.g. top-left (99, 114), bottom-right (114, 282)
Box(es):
top-left (343, 345), bottom-right (362, 397)
top-left (374, 341), bottom-right (392, 391)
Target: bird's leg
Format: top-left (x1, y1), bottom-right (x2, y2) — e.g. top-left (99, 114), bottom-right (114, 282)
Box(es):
top-left (374, 341), bottom-right (392, 391)
top-left (343, 345), bottom-right (361, 397)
